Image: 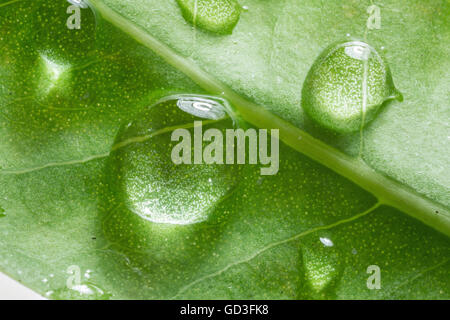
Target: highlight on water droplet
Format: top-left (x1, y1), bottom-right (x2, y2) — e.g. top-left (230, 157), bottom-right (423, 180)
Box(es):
top-left (105, 94), bottom-right (239, 227)
top-left (67, 0), bottom-right (88, 8)
top-left (175, 94), bottom-right (228, 119)
top-left (301, 41), bottom-right (402, 133)
top-left (319, 237), bottom-right (334, 247)
top-left (176, 0), bottom-right (242, 34)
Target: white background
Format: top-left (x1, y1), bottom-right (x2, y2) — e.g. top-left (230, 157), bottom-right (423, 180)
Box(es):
top-left (0, 272), bottom-right (45, 300)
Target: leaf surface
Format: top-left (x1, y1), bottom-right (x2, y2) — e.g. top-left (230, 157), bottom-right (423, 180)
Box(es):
top-left (0, 0), bottom-right (448, 299)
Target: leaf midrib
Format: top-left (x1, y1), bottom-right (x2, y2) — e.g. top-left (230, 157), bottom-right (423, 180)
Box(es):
top-left (87, 0), bottom-right (450, 237)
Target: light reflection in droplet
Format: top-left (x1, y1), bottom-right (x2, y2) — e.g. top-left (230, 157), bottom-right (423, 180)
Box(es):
top-left (67, 0), bottom-right (89, 8)
top-left (174, 95), bottom-right (230, 120)
top-left (344, 42), bottom-right (371, 61)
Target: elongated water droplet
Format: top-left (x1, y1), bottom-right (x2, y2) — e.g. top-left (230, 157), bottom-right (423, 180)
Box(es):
top-left (176, 0), bottom-right (241, 34)
top-left (301, 41), bottom-right (402, 133)
top-left (107, 95), bottom-right (239, 226)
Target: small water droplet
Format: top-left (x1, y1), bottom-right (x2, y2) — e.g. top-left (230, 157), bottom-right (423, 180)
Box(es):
top-left (346, 33), bottom-right (351, 37)
top-left (242, 5), bottom-right (249, 11)
top-left (176, 0), bottom-right (241, 34)
top-left (319, 237), bottom-right (334, 247)
top-left (352, 248), bottom-right (358, 255)
top-left (301, 245), bottom-right (340, 295)
top-left (301, 41), bottom-right (402, 133)
top-left (0, 207), bottom-right (5, 218)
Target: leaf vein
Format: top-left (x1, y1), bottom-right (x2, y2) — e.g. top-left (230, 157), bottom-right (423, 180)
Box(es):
top-left (170, 202), bottom-right (381, 299)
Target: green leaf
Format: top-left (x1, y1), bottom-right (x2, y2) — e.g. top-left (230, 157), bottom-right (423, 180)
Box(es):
top-left (0, 0), bottom-right (448, 299)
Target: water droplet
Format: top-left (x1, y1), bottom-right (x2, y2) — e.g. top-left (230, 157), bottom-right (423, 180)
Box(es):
top-left (0, 207), bottom-right (5, 218)
top-left (242, 5), bottom-right (249, 11)
top-left (302, 246), bottom-right (340, 295)
top-left (105, 94), bottom-right (240, 226)
top-left (301, 41), bottom-right (402, 133)
top-left (176, 0), bottom-right (241, 34)
top-left (351, 248), bottom-right (358, 255)
top-left (319, 237), bottom-right (334, 247)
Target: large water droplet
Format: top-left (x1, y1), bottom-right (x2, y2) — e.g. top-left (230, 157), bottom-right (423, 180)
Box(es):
top-left (176, 0), bottom-right (241, 34)
top-left (107, 94), bottom-right (239, 226)
top-left (301, 41), bottom-right (402, 133)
